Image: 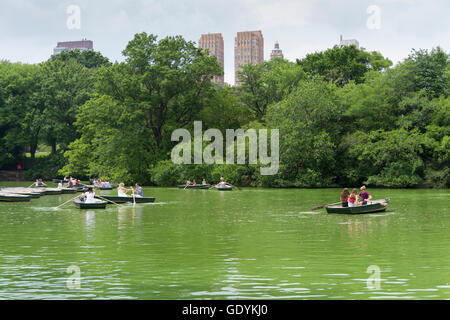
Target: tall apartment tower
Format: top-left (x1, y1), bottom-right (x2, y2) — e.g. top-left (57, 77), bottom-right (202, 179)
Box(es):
top-left (234, 30), bottom-right (264, 85)
top-left (198, 33), bottom-right (224, 84)
top-left (270, 41), bottom-right (284, 59)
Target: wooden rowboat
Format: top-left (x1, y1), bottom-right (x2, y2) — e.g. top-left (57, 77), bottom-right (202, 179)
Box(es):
top-left (215, 185), bottom-right (233, 191)
top-left (30, 187), bottom-right (62, 195)
top-left (73, 198), bottom-right (107, 209)
top-left (95, 195), bottom-right (155, 204)
top-left (94, 186), bottom-right (114, 190)
top-left (0, 192), bottom-right (32, 202)
top-left (178, 184), bottom-right (210, 189)
top-left (325, 198), bottom-right (390, 214)
top-left (60, 188), bottom-right (77, 194)
top-left (0, 188), bottom-right (41, 198)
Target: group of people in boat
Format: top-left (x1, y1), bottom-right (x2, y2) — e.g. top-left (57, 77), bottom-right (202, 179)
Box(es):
top-left (184, 177), bottom-right (230, 187)
top-left (340, 186), bottom-right (372, 207)
top-left (57, 177), bottom-right (81, 189)
top-left (93, 178), bottom-right (112, 188)
top-left (117, 183), bottom-right (144, 198)
top-left (184, 178), bottom-right (208, 186)
top-left (34, 179), bottom-right (48, 187)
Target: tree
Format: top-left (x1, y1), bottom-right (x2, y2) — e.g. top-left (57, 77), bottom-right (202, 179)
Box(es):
top-left (62, 33), bottom-right (222, 182)
top-left (237, 58), bottom-right (305, 119)
top-left (49, 49), bottom-right (111, 69)
top-left (296, 45), bottom-right (392, 86)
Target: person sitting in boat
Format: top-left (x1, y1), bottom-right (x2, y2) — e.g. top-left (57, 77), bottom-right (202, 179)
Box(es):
top-left (79, 187), bottom-right (95, 203)
top-left (68, 179), bottom-right (74, 188)
top-left (359, 186), bottom-right (372, 205)
top-left (76, 180), bottom-right (81, 186)
top-left (57, 180), bottom-right (63, 189)
top-left (202, 179), bottom-right (207, 185)
top-left (340, 188), bottom-right (350, 207)
top-left (118, 183), bottom-right (131, 197)
top-left (186, 179), bottom-right (191, 186)
top-left (348, 189), bottom-right (360, 207)
top-left (134, 183), bottom-right (143, 198)
top-left (104, 181), bottom-right (111, 188)
top-left (34, 179), bottom-right (41, 186)
top-left (192, 179), bottom-right (196, 186)
top-left (39, 179), bottom-right (47, 187)
top-left (218, 177), bottom-right (227, 186)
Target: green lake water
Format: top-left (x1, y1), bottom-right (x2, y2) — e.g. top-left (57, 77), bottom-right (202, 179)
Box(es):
top-left (0, 182), bottom-right (449, 300)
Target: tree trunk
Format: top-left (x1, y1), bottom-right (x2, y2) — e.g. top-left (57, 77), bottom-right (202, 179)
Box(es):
top-left (51, 140), bottom-right (57, 154)
top-left (30, 143), bottom-right (37, 168)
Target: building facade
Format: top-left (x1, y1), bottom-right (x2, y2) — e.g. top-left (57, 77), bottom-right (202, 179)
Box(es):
top-left (339, 35), bottom-right (359, 49)
top-left (198, 33), bottom-right (224, 84)
top-left (234, 30), bottom-right (264, 85)
top-left (270, 41), bottom-right (284, 59)
top-left (53, 39), bottom-right (93, 55)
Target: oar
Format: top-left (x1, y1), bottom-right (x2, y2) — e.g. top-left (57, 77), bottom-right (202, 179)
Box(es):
top-left (312, 201), bottom-right (343, 211)
top-left (27, 183), bottom-right (35, 188)
top-left (96, 195), bottom-right (121, 206)
top-left (208, 184), bottom-right (217, 189)
top-left (54, 195), bottom-right (81, 209)
top-left (184, 184), bottom-right (189, 190)
top-left (226, 183), bottom-right (240, 190)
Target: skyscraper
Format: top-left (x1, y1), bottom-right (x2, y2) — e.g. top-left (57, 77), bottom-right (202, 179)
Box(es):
top-left (234, 30), bottom-right (264, 85)
top-left (198, 33), bottom-right (224, 84)
top-left (270, 41), bottom-right (284, 59)
top-left (53, 39), bottom-right (93, 55)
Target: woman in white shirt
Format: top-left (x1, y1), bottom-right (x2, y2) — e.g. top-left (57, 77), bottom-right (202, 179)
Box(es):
top-left (117, 183), bottom-right (130, 197)
top-left (84, 188), bottom-right (96, 203)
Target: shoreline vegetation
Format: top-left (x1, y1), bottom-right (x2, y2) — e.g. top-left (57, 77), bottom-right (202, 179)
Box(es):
top-left (0, 32), bottom-right (449, 189)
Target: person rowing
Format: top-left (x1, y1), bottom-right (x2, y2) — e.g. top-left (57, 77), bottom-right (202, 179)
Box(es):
top-left (80, 187), bottom-right (95, 203)
top-left (359, 185), bottom-right (372, 205)
top-left (117, 183), bottom-right (132, 197)
top-left (133, 183), bottom-right (143, 198)
top-left (218, 177), bottom-right (227, 186)
top-left (185, 178), bottom-right (191, 186)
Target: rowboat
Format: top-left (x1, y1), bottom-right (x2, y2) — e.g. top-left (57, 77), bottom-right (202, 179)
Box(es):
top-left (215, 185), bottom-right (233, 191)
top-left (60, 188), bottom-right (77, 194)
top-left (178, 184), bottom-right (210, 189)
top-left (94, 186), bottom-right (114, 190)
top-left (73, 198), bottom-right (107, 209)
top-left (325, 198), bottom-right (390, 214)
top-left (95, 195), bottom-right (156, 203)
top-left (30, 187), bottom-right (62, 195)
top-left (0, 192), bottom-right (32, 202)
top-left (0, 188), bottom-right (42, 198)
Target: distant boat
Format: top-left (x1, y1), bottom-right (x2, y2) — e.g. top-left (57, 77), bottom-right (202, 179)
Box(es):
top-left (95, 195), bottom-right (155, 203)
top-left (73, 198), bottom-right (107, 209)
top-left (94, 185), bottom-right (114, 190)
top-left (178, 184), bottom-right (210, 189)
top-left (325, 199), bottom-right (390, 214)
top-left (215, 185), bottom-right (233, 191)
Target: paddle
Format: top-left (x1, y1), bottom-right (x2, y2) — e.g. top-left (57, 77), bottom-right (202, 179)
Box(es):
top-left (226, 183), bottom-right (240, 190)
top-left (311, 201), bottom-right (343, 211)
top-left (27, 183), bottom-right (35, 188)
top-left (54, 195), bottom-right (81, 209)
top-left (96, 195), bottom-right (121, 206)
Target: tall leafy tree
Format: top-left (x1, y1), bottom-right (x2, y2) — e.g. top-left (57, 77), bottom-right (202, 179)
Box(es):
top-left (296, 45), bottom-right (392, 86)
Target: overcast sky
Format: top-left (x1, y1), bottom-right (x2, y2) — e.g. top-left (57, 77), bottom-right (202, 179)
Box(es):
top-left (1, 0), bottom-right (449, 85)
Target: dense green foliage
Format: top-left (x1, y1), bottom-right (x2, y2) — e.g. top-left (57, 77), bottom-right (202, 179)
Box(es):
top-left (0, 34), bottom-right (448, 187)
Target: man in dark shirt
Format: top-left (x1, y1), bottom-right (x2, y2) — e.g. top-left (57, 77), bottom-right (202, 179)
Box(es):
top-left (359, 186), bottom-right (372, 205)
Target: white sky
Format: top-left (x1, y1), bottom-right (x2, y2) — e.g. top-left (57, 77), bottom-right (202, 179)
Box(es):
top-left (1, 0), bottom-right (449, 85)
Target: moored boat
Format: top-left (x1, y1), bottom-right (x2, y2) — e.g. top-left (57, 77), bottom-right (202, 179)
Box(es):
top-left (325, 198), bottom-right (390, 214)
top-left (0, 192), bottom-right (32, 202)
top-left (73, 198), bottom-right (108, 209)
top-left (31, 188), bottom-right (62, 195)
top-left (178, 184), bottom-right (210, 189)
top-left (95, 195), bottom-right (155, 203)
top-left (94, 186), bottom-right (114, 190)
top-left (0, 188), bottom-right (41, 198)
